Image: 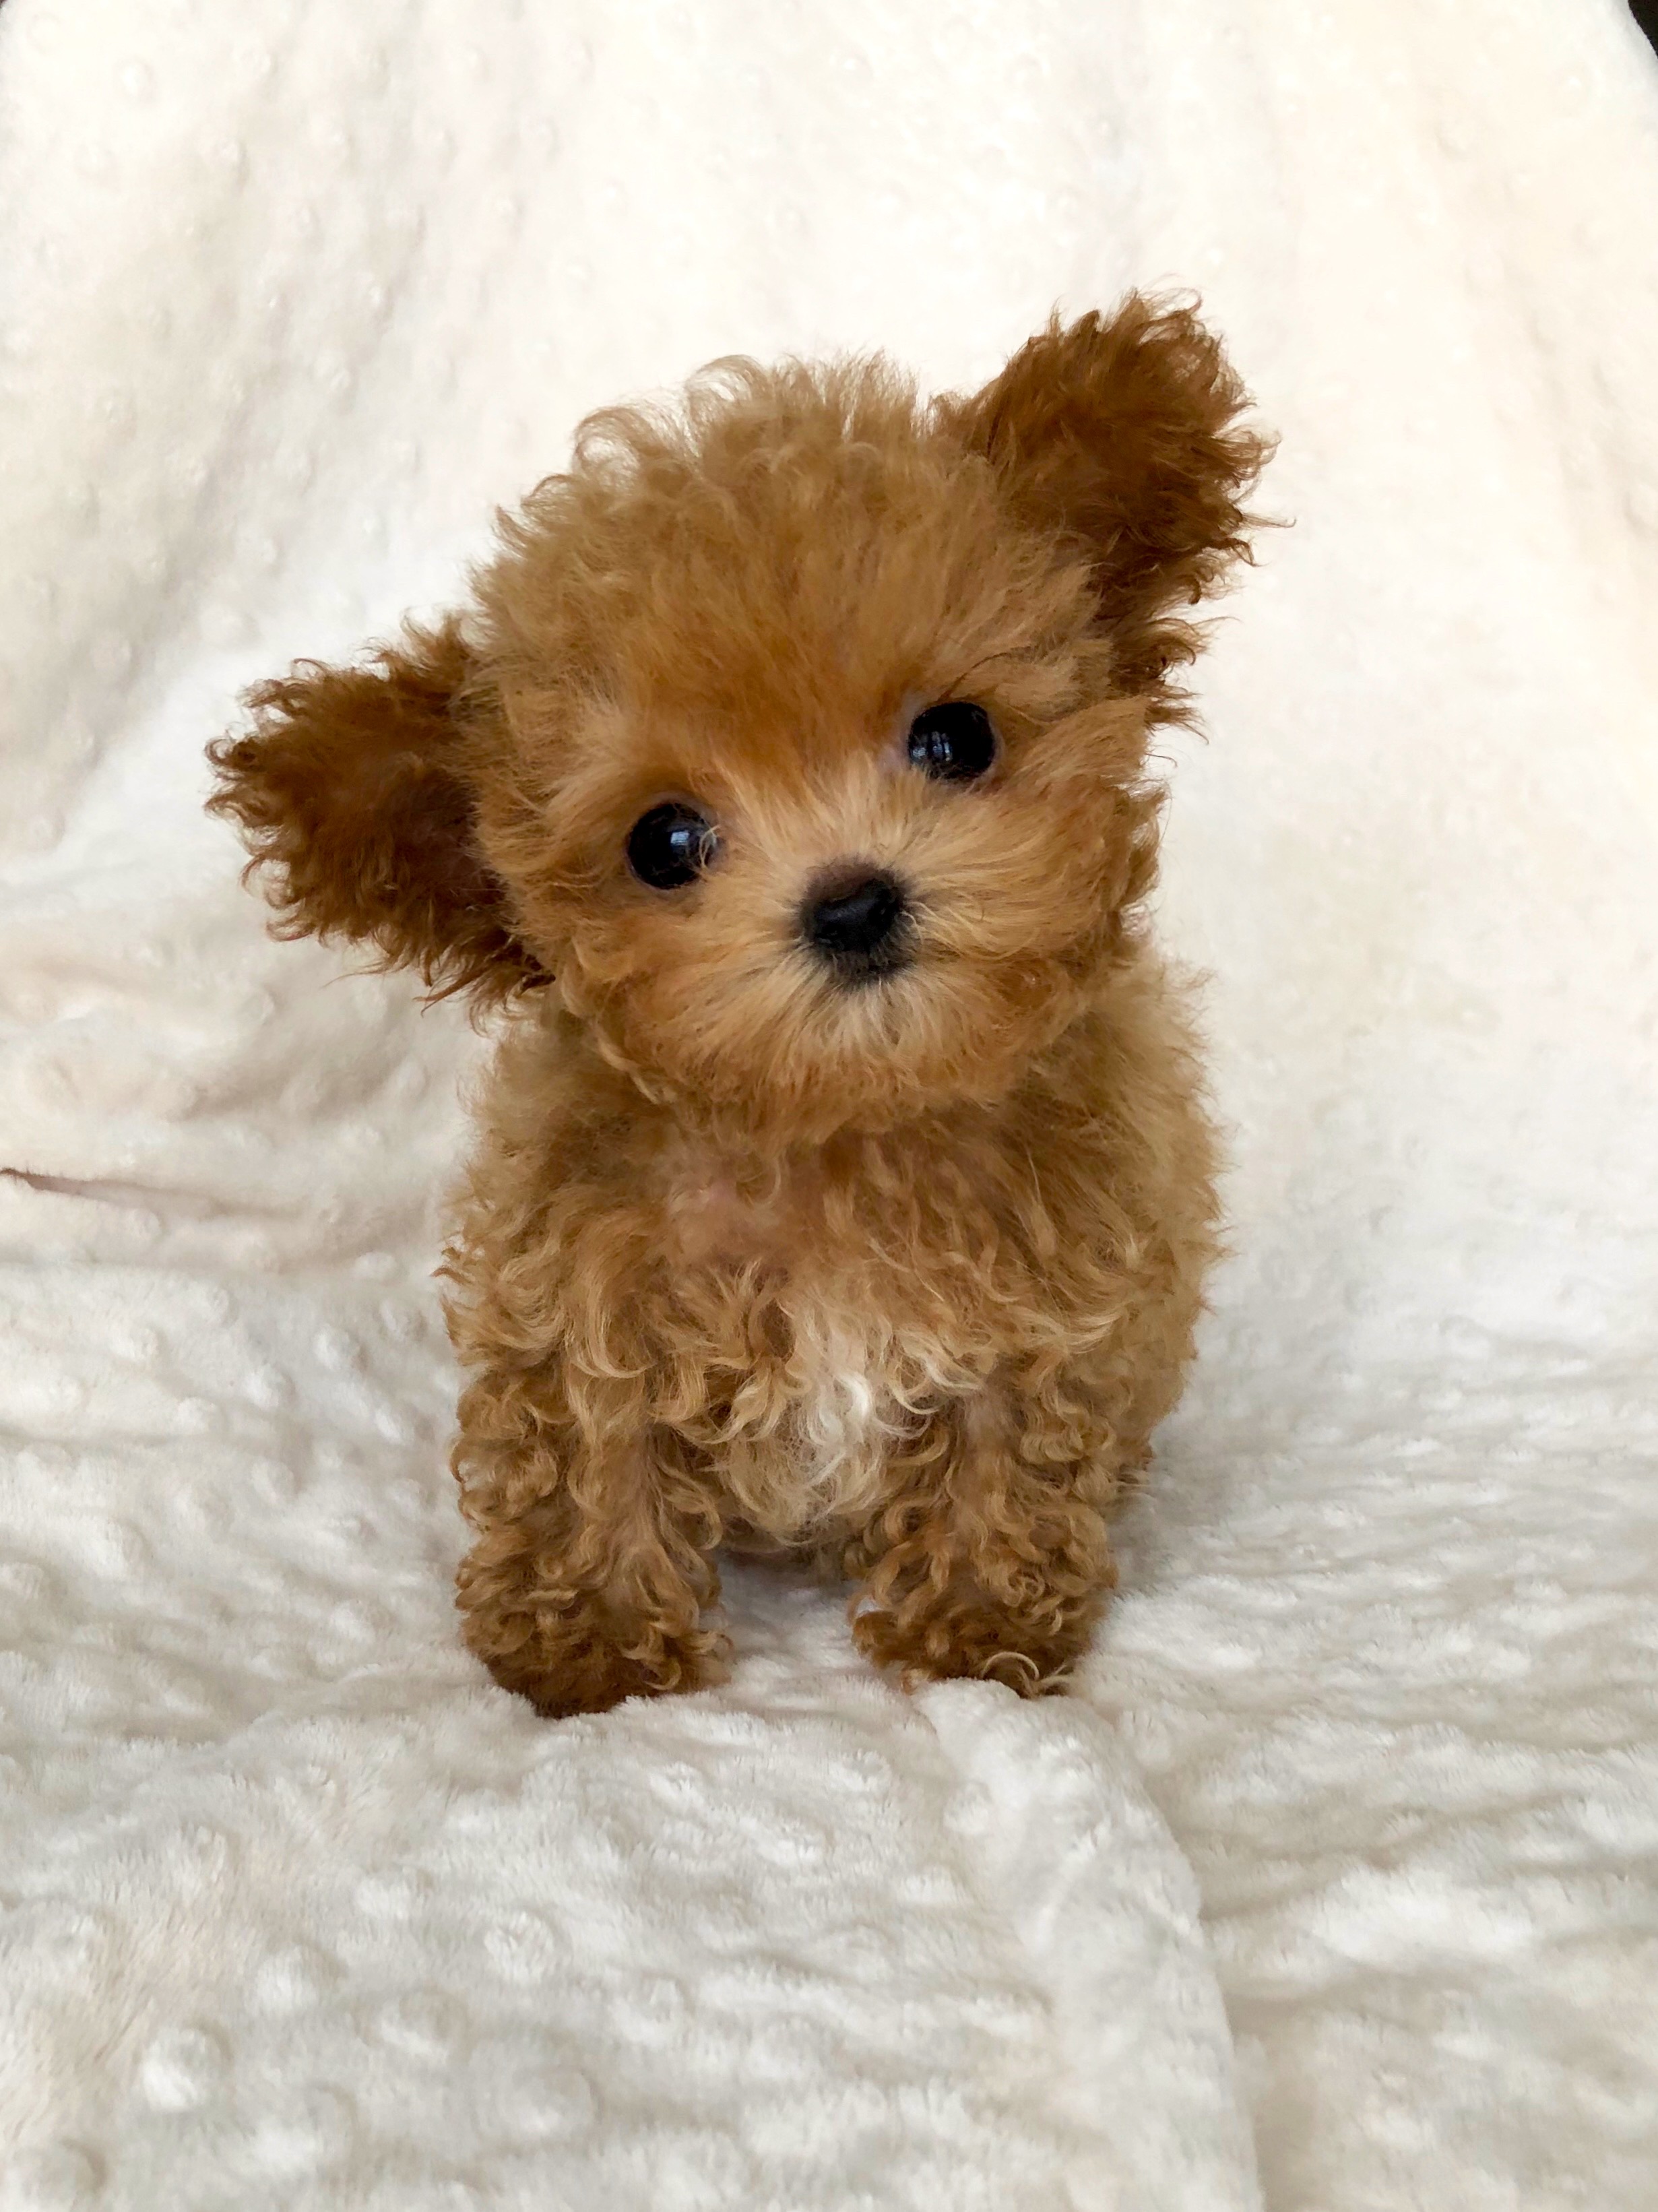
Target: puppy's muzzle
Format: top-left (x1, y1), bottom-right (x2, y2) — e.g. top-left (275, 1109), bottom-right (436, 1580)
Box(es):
top-left (801, 864), bottom-right (912, 984)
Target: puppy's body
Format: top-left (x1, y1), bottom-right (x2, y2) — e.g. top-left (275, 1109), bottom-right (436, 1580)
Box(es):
top-left (210, 298), bottom-right (1267, 1716)
top-left (447, 971), bottom-right (1215, 1701)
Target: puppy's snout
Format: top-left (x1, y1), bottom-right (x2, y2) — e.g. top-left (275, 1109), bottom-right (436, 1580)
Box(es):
top-left (801, 865), bottom-right (912, 982)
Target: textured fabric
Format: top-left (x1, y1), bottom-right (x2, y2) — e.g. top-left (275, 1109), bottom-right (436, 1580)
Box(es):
top-left (1, 1), bottom-right (1655, 2206)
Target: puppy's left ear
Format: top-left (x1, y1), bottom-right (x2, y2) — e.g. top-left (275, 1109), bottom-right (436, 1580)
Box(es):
top-left (207, 617), bottom-right (546, 1007)
top-left (939, 293), bottom-right (1273, 699)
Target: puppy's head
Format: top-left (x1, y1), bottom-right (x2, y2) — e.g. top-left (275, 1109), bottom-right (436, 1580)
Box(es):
top-left (210, 296), bottom-right (1268, 1143)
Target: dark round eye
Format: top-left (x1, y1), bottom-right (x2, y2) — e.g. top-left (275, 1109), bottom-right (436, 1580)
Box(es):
top-left (626, 802), bottom-right (720, 890)
top-left (906, 701), bottom-right (998, 782)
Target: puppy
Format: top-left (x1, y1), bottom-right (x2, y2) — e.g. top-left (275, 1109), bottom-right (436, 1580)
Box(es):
top-left (209, 295), bottom-right (1268, 1717)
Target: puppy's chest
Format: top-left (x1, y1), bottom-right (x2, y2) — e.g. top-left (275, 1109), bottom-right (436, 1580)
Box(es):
top-left (778, 1308), bottom-right (910, 1506)
top-left (660, 1170), bottom-right (933, 1517)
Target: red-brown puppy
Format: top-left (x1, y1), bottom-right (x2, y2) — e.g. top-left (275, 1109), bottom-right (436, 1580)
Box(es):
top-left (210, 295), bottom-right (1269, 1717)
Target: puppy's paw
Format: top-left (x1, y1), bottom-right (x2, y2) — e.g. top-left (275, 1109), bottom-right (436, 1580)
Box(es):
top-left (853, 1598), bottom-right (1089, 1699)
top-left (469, 1609), bottom-right (729, 1719)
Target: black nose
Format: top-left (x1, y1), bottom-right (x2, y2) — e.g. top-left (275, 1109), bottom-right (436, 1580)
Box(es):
top-left (802, 866), bottom-right (910, 979)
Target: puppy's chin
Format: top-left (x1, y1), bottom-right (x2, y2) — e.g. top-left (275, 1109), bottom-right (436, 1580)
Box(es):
top-left (560, 949), bottom-right (1092, 1146)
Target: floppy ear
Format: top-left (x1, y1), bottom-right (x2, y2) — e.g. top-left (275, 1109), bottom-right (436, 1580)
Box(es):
top-left (940, 293), bottom-right (1271, 702)
top-left (206, 616), bottom-right (546, 1005)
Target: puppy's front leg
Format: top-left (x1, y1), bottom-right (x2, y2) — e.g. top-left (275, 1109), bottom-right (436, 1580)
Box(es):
top-left (849, 1376), bottom-right (1120, 1695)
top-left (451, 1360), bottom-right (727, 1718)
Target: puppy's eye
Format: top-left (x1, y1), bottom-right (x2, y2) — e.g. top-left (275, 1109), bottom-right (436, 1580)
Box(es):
top-left (626, 802), bottom-right (720, 890)
top-left (906, 701), bottom-right (998, 782)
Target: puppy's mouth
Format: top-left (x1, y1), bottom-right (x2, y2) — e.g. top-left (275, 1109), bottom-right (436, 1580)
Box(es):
top-left (798, 863), bottom-right (914, 988)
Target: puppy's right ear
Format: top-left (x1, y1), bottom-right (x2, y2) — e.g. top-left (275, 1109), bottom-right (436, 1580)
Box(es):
top-left (207, 617), bottom-right (545, 1005)
top-left (939, 295), bottom-right (1271, 705)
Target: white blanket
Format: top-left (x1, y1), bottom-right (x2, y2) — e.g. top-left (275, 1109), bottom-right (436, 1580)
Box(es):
top-left (2, 2), bottom-right (1655, 2205)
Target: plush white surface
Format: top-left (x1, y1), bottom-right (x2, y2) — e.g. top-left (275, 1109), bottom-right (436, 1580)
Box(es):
top-left (2, 1), bottom-right (1657, 2206)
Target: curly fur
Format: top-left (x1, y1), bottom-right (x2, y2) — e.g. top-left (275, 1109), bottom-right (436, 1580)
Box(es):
top-left (208, 294), bottom-right (1270, 1716)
